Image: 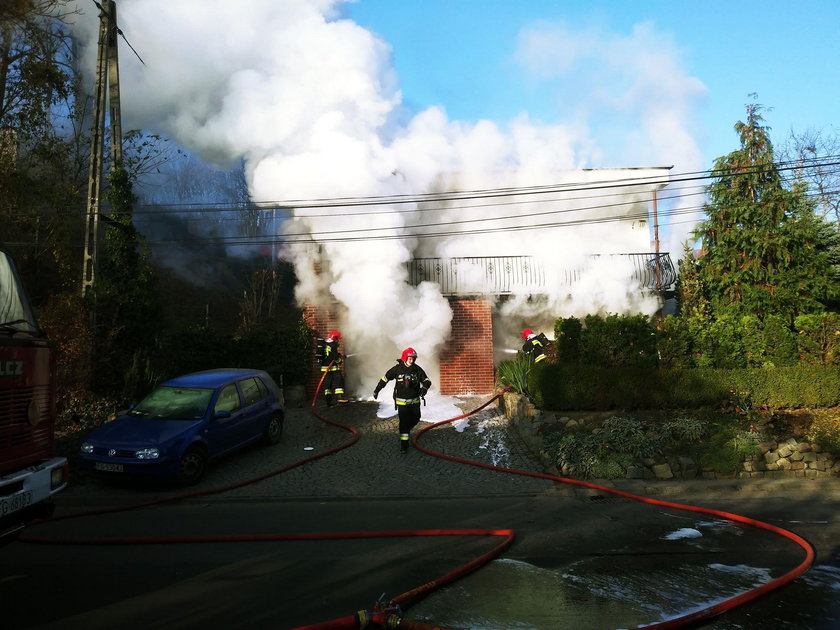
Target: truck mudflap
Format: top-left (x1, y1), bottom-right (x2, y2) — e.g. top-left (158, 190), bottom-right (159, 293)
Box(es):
top-left (0, 457), bottom-right (68, 539)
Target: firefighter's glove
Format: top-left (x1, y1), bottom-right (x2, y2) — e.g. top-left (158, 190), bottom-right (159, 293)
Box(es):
top-left (420, 387), bottom-right (428, 397)
top-left (373, 387), bottom-right (381, 400)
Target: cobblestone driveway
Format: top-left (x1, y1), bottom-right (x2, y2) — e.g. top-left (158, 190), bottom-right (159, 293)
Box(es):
top-left (63, 398), bottom-right (556, 504)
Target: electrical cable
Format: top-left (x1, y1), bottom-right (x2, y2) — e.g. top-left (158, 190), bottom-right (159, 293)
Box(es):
top-left (126, 155), bottom-right (840, 213)
top-left (4, 156), bottom-right (839, 220)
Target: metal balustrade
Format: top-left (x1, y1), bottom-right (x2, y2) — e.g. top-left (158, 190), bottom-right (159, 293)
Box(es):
top-left (408, 253), bottom-right (675, 296)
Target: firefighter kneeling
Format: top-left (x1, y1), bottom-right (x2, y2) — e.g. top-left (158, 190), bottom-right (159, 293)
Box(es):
top-left (521, 328), bottom-right (549, 363)
top-left (373, 347), bottom-right (431, 453)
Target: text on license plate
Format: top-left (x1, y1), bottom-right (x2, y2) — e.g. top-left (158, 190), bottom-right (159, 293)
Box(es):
top-left (95, 462), bottom-right (124, 473)
top-left (0, 490), bottom-right (33, 516)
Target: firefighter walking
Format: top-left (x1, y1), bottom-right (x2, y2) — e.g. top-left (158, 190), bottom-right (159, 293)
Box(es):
top-left (318, 330), bottom-right (347, 406)
top-left (373, 347), bottom-right (432, 453)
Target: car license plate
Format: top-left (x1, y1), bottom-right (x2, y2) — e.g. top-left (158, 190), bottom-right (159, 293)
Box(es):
top-left (0, 490), bottom-right (32, 516)
top-left (95, 462), bottom-right (124, 473)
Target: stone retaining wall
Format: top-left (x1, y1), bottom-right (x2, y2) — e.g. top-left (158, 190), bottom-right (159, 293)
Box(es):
top-left (500, 392), bottom-right (840, 480)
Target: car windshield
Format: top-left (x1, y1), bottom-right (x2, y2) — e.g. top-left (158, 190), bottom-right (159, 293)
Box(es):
top-left (130, 386), bottom-right (214, 420)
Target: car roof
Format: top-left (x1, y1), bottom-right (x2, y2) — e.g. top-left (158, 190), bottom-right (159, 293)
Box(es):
top-left (162, 368), bottom-right (269, 389)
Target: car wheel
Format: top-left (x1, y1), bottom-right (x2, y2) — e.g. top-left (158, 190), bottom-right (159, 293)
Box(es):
top-left (265, 412), bottom-right (284, 445)
top-left (177, 446), bottom-right (207, 486)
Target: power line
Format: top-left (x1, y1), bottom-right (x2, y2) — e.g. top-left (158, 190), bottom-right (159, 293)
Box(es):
top-left (4, 157), bottom-right (839, 220)
top-left (3, 160), bottom-right (838, 250)
top-left (126, 155), bottom-right (840, 214)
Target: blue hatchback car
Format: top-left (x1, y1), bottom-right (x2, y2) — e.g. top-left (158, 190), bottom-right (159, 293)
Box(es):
top-left (77, 369), bottom-right (285, 485)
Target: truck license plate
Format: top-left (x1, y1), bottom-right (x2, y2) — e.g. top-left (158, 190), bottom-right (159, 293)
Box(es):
top-left (95, 462), bottom-right (124, 473)
top-left (0, 490), bottom-right (32, 516)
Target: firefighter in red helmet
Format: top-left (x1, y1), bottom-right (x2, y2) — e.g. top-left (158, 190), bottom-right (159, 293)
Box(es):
top-left (373, 347), bottom-right (432, 452)
top-left (521, 328), bottom-right (549, 363)
top-left (317, 330), bottom-right (347, 406)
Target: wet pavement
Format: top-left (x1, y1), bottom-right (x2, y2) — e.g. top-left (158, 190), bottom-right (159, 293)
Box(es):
top-left (26, 398), bottom-right (840, 629)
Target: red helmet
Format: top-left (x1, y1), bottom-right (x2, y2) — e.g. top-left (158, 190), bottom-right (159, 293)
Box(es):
top-left (327, 330), bottom-right (341, 341)
top-left (401, 347), bottom-right (417, 362)
top-left (521, 328), bottom-right (533, 340)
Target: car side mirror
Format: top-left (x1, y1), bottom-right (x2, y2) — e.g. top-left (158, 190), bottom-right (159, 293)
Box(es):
top-left (215, 409), bottom-right (232, 420)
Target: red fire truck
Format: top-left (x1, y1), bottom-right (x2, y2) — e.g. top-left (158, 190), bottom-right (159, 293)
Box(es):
top-left (0, 246), bottom-right (68, 541)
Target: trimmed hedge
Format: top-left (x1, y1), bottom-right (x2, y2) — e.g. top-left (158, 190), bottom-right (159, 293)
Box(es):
top-left (533, 364), bottom-right (840, 411)
top-left (553, 312), bottom-right (839, 369)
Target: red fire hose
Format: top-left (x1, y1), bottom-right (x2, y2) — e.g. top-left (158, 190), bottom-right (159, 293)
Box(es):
top-left (411, 387), bottom-right (816, 630)
top-left (20, 378), bottom-right (814, 630)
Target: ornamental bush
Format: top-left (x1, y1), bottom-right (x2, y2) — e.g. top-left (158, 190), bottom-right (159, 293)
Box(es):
top-left (534, 363), bottom-right (840, 411)
top-left (795, 312), bottom-right (839, 365)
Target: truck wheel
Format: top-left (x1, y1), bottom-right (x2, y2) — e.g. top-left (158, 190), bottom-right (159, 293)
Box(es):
top-left (177, 446), bottom-right (207, 486)
top-left (264, 412), bottom-right (284, 445)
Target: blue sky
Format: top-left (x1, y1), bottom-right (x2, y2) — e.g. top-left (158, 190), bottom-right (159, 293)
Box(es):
top-left (346, 0), bottom-right (839, 170)
top-left (68, 0), bottom-right (839, 348)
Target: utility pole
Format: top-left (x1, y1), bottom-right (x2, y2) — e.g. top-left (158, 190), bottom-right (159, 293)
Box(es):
top-left (82, 0), bottom-right (123, 296)
top-left (652, 189), bottom-right (662, 291)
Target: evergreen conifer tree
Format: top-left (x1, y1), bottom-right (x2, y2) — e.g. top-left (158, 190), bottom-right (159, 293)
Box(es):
top-left (694, 101), bottom-right (835, 322)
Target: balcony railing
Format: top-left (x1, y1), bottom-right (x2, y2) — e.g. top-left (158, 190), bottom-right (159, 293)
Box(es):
top-left (408, 254), bottom-right (675, 296)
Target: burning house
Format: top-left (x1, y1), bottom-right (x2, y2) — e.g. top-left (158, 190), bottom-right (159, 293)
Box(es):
top-left (302, 166), bottom-right (676, 396)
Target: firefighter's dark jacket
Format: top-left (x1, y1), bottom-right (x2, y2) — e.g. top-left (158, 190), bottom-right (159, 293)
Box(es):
top-left (319, 339), bottom-right (343, 371)
top-left (374, 361), bottom-right (431, 405)
top-left (522, 332), bottom-right (549, 363)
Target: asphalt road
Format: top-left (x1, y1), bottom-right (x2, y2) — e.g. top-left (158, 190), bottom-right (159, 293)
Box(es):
top-left (3, 399), bottom-right (839, 629)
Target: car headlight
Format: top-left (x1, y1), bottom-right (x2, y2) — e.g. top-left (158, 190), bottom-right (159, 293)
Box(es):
top-left (81, 442), bottom-right (94, 454)
top-left (135, 448), bottom-right (160, 460)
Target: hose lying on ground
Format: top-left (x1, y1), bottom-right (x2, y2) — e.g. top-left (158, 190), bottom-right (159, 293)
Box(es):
top-left (20, 381), bottom-right (815, 630)
top-left (411, 386), bottom-right (816, 630)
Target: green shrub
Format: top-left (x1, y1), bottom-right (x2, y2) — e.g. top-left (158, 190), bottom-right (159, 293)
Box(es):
top-left (554, 317), bottom-right (582, 364)
top-left (740, 315), bottom-right (765, 367)
top-left (552, 416), bottom-right (660, 479)
top-left (656, 314), bottom-right (693, 369)
top-left (795, 313), bottom-right (839, 365)
top-left (156, 325), bottom-right (234, 379)
top-left (598, 415), bottom-right (661, 459)
top-left (579, 313), bottom-right (659, 369)
top-left (553, 433), bottom-right (598, 478)
top-left (694, 314), bottom-right (747, 368)
top-left (592, 453), bottom-right (635, 479)
top-left (720, 367), bottom-right (840, 409)
top-left (56, 392), bottom-right (122, 435)
top-left (497, 356), bottom-right (532, 394)
top-left (123, 347), bottom-right (166, 400)
top-left (762, 315), bottom-right (799, 367)
top-left (232, 321), bottom-right (312, 386)
top-left (692, 412), bottom-right (764, 476)
top-left (534, 363), bottom-right (839, 411)
top-left (660, 416), bottom-right (709, 444)
top-left (806, 409), bottom-right (840, 454)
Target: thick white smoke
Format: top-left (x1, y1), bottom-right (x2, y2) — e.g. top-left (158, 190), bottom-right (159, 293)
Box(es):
top-left (69, 0), bottom-right (706, 393)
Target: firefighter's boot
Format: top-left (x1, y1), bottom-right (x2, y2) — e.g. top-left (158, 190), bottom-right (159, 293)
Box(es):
top-left (400, 433), bottom-right (410, 453)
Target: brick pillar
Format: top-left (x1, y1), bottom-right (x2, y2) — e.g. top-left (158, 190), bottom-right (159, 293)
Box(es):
top-left (302, 303), bottom-right (342, 399)
top-left (439, 297), bottom-right (495, 395)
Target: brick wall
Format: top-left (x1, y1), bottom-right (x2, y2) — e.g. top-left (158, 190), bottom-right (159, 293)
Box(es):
top-left (439, 297), bottom-right (495, 395)
top-left (304, 297), bottom-right (496, 398)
